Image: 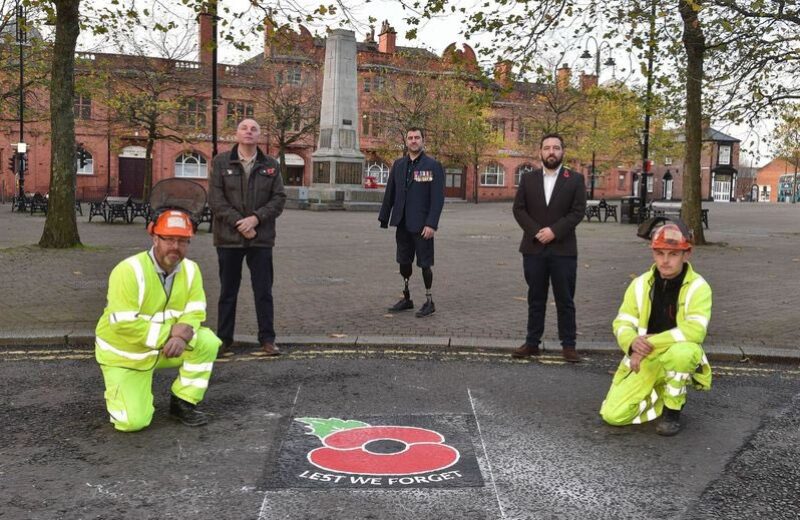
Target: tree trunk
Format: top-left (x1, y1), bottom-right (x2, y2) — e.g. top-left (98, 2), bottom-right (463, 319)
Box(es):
top-left (143, 137), bottom-right (155, 201)
top-left (279, 142), bottom-right (287, 184)
top-left (473, 159), bottom-right (479, 204)
top-left (679, 0), bottom-right (707, 244)
top-left (39, 0), bottom-right (81, 248)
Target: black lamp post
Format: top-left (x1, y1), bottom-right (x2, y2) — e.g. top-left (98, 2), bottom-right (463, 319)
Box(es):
top-left (210, 0), bottom-right (219, 158)
top-left (580, 39), bottom-right (615, 200)
top-left (14, 1), bottom-right (26, 211)
top-left (639, 0), bottom-right (657, 222)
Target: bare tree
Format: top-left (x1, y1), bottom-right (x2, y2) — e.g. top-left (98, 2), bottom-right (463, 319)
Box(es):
top-left (253, 62), bottom-right (321, 182)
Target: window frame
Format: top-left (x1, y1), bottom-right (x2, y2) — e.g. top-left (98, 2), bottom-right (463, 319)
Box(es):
top-left (178, 98), bottom-right (208, 129)
top-left (174, 152), bottom-right (209, 179)
top-left (480, 162), bottom-right (506, 187)
top-left (73, 94), bottom-right (92, 120)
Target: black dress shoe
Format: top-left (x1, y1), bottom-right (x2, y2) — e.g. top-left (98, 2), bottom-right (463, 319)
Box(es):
top-left (389, 298), bottom-right (414, 312)
top-left (415, 300), bottom-right (435, 318)
top-left (656, 408), bottom-right (682, 436)
top-left (511, 343), bottom-right (540, 358)
top-left (169, 395), bottom-right (208, 427)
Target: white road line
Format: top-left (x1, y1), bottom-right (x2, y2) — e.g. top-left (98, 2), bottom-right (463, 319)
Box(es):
top-left (468, 388), bottom-right (505, 519)
top-left (257, 384), bottom-right (302, 520)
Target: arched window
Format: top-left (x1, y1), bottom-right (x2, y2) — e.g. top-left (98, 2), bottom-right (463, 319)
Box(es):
top-left (76, 150), bottom-right (94, 175)
top-left (480, 162), bottom-right (505, 186)
top-left (174, 152), bottom-right (208, 178)
top-left (365, 162), bottom-right (390, 185)
top-left (515, 163), bottom-right (534, 186)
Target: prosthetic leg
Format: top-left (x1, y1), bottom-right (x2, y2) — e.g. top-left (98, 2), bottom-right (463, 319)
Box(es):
top-left (415, 267), bottom-right (435, 318)
top-left (388, 263), bottom-right (415, 312)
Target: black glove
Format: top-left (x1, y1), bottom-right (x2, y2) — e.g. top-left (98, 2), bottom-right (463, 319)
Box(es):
top-left (379, 220), bottom-right (388, 229)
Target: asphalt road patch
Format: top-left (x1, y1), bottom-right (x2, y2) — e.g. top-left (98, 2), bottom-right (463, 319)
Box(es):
top-left (265, 414), bottom-right (484, 489)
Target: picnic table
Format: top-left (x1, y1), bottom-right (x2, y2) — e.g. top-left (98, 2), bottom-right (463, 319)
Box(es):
top-left (585, 200), bottom-right (618, 222)
top-left (105, 196), bottom-right (132, 223)
top-left (87, 195), bottom-right (133, 223)
top-left (650, 201), bottom-right (709, 229)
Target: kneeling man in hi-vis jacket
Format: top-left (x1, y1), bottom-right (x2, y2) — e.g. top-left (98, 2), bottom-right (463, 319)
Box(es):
top-left (95, 204), bottom-right (221, 431)
top-left (600, 218), bottom-right (712, 436)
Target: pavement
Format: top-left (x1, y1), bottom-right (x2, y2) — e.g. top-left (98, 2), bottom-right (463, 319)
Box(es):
top-left (0, 200), bottom-right (798, 361)
top-left (2, 346), bottom-right (799, 519)
top-left (3, 201), bottom-right (800, 520)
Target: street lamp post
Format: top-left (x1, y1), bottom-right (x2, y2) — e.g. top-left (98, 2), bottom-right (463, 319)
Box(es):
top-left (210, 1), bottom-right (219, 158)
top-left (639, 0), bottom-right (657, 222)
top-left (580, 38), bottom-right (615, 200)
top-left (14, 1), bottom-right (26, 211)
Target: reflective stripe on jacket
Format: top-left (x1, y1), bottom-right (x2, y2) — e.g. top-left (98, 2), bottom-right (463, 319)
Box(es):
top-left (95, 251), bottom-right (207, 370)
top-left (612, 262), bottom-right (713, 389)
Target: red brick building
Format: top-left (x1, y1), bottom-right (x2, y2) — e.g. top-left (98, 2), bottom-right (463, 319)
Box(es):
top-left (1, 18), bottom-right (742, 204)
top-left (756, 157), bottom-right (799, 203)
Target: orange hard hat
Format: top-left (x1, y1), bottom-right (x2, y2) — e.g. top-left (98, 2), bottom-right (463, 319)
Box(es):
top-left (650, 223), bottom-right (691, 251)
top-left (148, 210), bottom-right (194, 238)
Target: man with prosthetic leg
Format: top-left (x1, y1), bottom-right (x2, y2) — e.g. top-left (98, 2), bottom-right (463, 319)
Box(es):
top-left (600, 218), bottom-right (713, 436)
top-left (379, 127), bottom-right (445, 318)
top-left (94, 180), bottom-right (221, 431)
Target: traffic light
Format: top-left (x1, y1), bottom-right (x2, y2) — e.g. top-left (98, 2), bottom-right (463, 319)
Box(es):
top-left (8, 152), bottom-right (17, 173)
top-left (76, 144), bottom-right (88, 168)
top-left (18, 153), bottom-right (27, 174)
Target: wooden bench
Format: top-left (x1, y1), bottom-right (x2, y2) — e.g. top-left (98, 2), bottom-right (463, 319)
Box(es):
top-left (199, 204), bottom-right (213, 232)
top-left (87, 197), bottom-right (106, 222)
top-left (11, 193), bottom-right (32, 213)
top-left (129, 199), bottom-right (150, 224)
top-left (603, 203), bottom-right (618, 222)
top-left (585, 200), bottom-right (602, 221)
top-left (29, 192), bottom-right (48, 215)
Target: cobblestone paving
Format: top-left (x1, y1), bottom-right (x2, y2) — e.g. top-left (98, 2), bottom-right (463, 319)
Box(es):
top-left (1, 201), bottom-right (798, 351)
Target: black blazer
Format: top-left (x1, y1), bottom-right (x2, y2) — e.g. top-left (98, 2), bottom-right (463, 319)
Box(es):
top-left (512, 167), bottom-right (587, 256)
top-left (378, 152), bottom-right (445, 233)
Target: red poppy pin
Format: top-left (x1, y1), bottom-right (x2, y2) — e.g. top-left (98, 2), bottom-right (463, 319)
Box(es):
top-left (563, 171), bottom-right (570, 178)
top-left (266, 168), bottom-right (276, 176)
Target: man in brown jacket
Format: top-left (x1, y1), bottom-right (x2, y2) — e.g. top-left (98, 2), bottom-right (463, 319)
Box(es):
top-left (208, 119), bottom-right (287, 357)
top-left (511, 133), bottom-right (587, 362)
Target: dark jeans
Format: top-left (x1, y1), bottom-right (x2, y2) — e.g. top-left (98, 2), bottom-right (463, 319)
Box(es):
top-left (216, 247), bottom-right (275, 344)
top-left (523, 250), bottom-right (577, 348)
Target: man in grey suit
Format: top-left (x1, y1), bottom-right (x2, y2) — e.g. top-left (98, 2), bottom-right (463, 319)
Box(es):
top-left (512, 133), bottom-right (587, 362)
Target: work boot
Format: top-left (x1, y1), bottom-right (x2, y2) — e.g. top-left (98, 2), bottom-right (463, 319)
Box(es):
top-left (261, 342), bottom-right (281, 356)
top-left (656, 408), bottom-right (682, 436)
top-left (415, 300), bottom-right (436, 318)
top-left (169, 395), bottom-right (208, 427)
top-left (562, 348), bottom-right (580, 363)
top-left (217, 339), bottom-right (234, 359)
top-left (389, 298), bottom-right (414, 312)
top-left (511, 343), bottom-right (540, 358)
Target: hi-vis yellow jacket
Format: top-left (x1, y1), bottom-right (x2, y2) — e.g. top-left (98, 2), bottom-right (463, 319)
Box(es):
top-left (95, 251), bottom-right (207, 370)
top-left (612, 262), bottom-right (713, 389)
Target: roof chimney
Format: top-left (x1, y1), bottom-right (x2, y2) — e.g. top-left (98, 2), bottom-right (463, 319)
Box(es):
top-left (378, 20), bottom-right (396, 54)
top-left (197, 12), bottom-right (213, 66)
top-left (264, 16), bottom-right (276, 57)
top-left (494, 60), bottom-right (513, 86)
top-left (556, 63), bottom-right (571, 90)
top-left (579, 72), bottom-right (598, 92)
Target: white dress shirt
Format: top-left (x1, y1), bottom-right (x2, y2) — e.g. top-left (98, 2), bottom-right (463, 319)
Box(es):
top-left (543, 166), bottom-right (561, 206)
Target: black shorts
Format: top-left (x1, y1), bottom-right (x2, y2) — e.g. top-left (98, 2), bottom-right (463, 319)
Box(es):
top-left (395, 225), bottom-right (434, 268)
